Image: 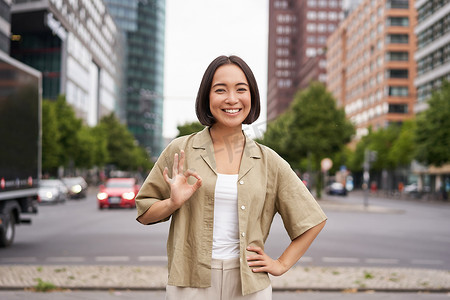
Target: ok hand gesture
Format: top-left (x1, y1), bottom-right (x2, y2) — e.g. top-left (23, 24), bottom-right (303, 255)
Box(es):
top-left (163, 150), bottom-right (202, 209)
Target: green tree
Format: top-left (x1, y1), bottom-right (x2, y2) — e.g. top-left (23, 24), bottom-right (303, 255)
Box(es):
top-left (177, 121), bottom-right (204, 137)
top-left (90, 125), bottom-right (109, 167)
top-left (389, 119), bottom-right (416, 167)
top-left (369, 125), bottom-right (401, 171)
top-left (415, 81), bottom-right (450, 166)
top-left (261, 82), bottom-right (354, 198)
top-left (98, 113), bottom-right (136, 170)
top-left (53, 95), bottom-right (82, 169)
top-left (98, 113), bottom-right (152, 171)
top-left (74, 126), bottom-right (97, 169)
top-left (347, 131), bottom-right (371, 172)
top-left (41, 99), bottom-right (61, 175)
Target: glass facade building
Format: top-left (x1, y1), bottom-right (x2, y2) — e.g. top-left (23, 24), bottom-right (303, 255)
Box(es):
top-left (10, 0), bottom-right (124, 126)
top-left (0, 0), bottom-right (11, 53)
top-left (414, 0), bottom-right (450, 113)
top-left (104, 0), bottom-right (165, 156)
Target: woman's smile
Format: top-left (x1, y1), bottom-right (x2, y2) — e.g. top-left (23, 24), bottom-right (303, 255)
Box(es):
top-left (209, 64), bottom-right (251, 129)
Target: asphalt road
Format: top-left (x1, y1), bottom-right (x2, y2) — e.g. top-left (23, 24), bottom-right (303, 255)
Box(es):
top-left (0, 188), bottom-right (449, 270)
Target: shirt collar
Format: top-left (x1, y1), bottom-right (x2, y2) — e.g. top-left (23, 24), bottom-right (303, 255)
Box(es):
top-left (192, 127), bottom-right (261, 178)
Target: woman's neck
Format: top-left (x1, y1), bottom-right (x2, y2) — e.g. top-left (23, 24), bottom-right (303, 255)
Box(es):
top-left (209, 125), bottom-right (244, 146)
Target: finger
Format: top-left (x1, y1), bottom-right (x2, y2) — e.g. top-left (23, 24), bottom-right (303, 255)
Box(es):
top-left (172, 153), bottom-right (179, 175)
top-left (163, 167), bottom-right (171, 184)
top-left (247, 259), bottom-right (266, 267)
top-left (251, 266), bottom-right (268, 273)
top-left (178, 150), bottom-right (185, 174)
top-left (247, 246), bottom-right (262, 254)
top-left (247, 254), bottom-right (263, 261)
top-left (184, 170), bottom-right (202, 190)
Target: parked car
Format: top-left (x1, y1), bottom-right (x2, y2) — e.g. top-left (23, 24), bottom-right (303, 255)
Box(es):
top-left (97, 178), bottom-right (140, 209)
top-left (62, 177), bottom-right (88, 199)
top-left (325, 182), bottom-right (347, 196)
top-left (38, 179), bottom-right (68, 204)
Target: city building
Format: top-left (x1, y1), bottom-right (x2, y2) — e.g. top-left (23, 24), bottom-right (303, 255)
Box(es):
top-left (414, 0), bottom-right (450, 113)
top-left (104, 0), bottom-right (165, 156)
top-left (0, 0), bottom-right (11, 53)
top-left (10, 0), bottom-right (123, 127)
top-left (267, 0), bottom-right (344, 121)
top-left (413, 0), bottom-right (450, 196)
top-left (327, 0), bottom-right (416, 139)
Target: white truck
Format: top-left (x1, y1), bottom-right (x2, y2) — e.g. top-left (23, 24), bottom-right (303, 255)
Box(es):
top-left (0, 50), bottom-right (41, 247)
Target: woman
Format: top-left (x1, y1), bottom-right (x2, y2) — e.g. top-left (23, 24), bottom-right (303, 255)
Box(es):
top-left (136, 55), bottom-right (327, 299)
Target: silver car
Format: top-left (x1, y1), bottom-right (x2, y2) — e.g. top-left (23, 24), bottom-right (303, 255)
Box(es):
top-left (38, 179), bottom-right (68, 204)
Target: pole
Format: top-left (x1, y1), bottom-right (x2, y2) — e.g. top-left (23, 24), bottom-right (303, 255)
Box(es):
top-left (363, 149), bottom-right (370, 208)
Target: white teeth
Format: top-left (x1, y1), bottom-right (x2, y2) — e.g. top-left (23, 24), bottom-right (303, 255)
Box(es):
top-left (224, 109), bottom-right (240, 113)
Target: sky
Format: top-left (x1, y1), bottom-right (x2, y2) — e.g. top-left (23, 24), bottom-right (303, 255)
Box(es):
top-left (163, 0), bottom-right (269, 140)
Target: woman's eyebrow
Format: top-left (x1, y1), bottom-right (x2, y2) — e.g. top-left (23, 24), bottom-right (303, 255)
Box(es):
top-left (211, 82), bottom-right (249, 88)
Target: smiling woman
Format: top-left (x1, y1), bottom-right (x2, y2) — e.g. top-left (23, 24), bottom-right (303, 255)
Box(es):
top-left (136, 55), bottom-right (326, 299)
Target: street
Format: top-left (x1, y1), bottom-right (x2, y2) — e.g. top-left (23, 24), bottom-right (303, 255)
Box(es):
top-left (0, 188), bottom-right (449, 270)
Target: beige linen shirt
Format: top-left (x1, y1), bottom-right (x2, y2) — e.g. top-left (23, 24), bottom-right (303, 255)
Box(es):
top-left (136, 127), bottom-right (327, 296)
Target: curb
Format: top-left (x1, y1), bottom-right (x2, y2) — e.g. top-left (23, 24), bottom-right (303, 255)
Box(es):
top-left (1, 265), bottom-right (449, 293)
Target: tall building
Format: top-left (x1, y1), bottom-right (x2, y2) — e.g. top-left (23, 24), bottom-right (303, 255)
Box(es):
top-left (0, 0), bottom-right (11, 53)
top-left (104, 0), bottom-right (165, 156)
top-left (10, 0), bottom-right (124, 127)
top-left (327, 0), bottom-right (416, 139)
top-left (267, 0), bottom-right (344, 121)
top-left (414, 0), bottom-right (450, 113)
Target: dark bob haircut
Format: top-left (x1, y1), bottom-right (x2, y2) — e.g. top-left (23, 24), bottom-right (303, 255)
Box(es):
top-left (195, 55), bottom-right (260, 126)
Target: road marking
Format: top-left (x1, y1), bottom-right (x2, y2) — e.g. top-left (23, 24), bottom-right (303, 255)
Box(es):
top-left (46, 257), bottom-right (86, 263)
top-left (95, 256), bottom-right (130, 262)
top-left (138, 256), bottom-right (168, 262)
top-left (411, 259), bottom-right (443, 265)
top-left (0, 257), bottom-right (37, 263)
top-left (365, 258), bottom-right (399, 264)
top-left (322, 257), bottom-right (360, 263)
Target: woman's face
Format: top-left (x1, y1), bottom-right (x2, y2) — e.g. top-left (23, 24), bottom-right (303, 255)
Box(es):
top-left (209, 64), bottom-right (251, 129)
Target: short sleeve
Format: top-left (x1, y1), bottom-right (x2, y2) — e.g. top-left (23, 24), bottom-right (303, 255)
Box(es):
top-left (275, 159), bottom-right (327, 240)
top-left (135, 149), bottom-right (172, 224)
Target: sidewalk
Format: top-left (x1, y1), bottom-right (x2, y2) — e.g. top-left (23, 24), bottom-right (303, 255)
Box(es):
top-left (0, 264), bottom-right (449, 292)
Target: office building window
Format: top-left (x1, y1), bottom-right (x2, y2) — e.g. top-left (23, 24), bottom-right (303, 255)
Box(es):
top-left (388, 104), bottom-right (408, 113)
top-left (386, 69), bottom-right (408, 78)
top-left (418, 0), bottom-right (448, 22)
top-left (387, 17), bottom-right (409, 27)
top-left (386, 34), bottom-right (408, 44)
top-left (307, 11), bottom-right (317, 20)
top-left (386, 51), bottom-right (409, 61)
top-left (386, 0), bottom-right (409, 9)
top-left (388, 86), bottom-right (409, 96)
top-left (308, 0), bottom-right (317, 7)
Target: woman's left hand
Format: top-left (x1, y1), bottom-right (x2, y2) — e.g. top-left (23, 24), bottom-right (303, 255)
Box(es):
top-left (246, 245), bottom-right (288, 276)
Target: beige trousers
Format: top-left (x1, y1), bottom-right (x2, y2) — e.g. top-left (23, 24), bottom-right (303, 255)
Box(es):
top-left (165, 258), bottom-right (272, 300)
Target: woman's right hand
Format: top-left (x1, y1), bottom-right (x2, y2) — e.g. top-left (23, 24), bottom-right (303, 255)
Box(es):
top-left (163, 150), bottom-right (202, 209)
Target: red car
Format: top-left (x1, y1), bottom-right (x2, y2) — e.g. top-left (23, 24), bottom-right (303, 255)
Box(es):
top-left (97, 178), bottom-right (140, 209)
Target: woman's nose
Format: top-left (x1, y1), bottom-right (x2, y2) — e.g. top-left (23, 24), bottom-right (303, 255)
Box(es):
top-left (225, 91), bottom-right (238, 104)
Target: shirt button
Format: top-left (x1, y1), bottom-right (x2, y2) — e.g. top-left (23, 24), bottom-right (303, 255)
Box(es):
top-left (241, 205), bottom-right (246, 210)
top-left (241, 232), bottom-right (246, 237)
top-left (239, 180), bottom-right (244, 185)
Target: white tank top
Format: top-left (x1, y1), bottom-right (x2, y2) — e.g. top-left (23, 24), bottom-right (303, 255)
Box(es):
top-left (212, 173), bottom-right (240, 259)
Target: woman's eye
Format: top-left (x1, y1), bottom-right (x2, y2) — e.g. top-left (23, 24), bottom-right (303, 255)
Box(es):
top-left (237, 88), bottom-right (248, 92)
top-left (215, 88), bottom-right (225, 93)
